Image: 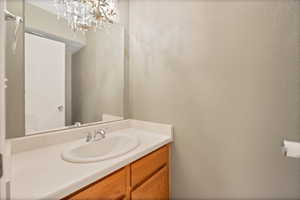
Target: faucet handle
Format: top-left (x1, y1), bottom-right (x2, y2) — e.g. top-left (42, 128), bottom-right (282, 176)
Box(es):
top-left (86, 132), bottom-right (93, 142)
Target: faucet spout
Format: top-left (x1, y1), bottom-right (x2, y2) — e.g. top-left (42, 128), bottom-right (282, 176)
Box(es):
top-left (94, 129), bottom-right (106, 141)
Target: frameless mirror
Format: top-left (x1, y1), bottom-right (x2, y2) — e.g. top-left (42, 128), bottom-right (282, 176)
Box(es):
top-left (6, 0), bottom-right (126, 138)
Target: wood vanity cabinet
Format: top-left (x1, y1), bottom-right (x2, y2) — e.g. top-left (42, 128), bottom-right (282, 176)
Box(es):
top-left (131, 166), bottom-right (169, 200)
top-left (64, 144), bottom-right (170, 200)
top-left (66, 168), bottom-right (128, 200)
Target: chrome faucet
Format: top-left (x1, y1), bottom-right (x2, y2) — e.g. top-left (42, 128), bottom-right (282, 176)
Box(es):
top-left (94, 129), bottom-right (106, 141)
top-left (86, 132), bottom-right (93, 142)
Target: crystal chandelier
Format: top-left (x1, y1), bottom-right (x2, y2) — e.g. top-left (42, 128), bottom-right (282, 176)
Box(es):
top-left (54, 0), bottom-right (118, 32)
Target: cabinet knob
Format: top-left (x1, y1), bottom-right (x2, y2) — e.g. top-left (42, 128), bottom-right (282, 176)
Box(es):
top-left (57, 105), bottom-right (64, 112)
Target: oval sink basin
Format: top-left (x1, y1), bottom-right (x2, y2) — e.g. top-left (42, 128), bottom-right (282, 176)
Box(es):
top-left (62, 134), bottom-right (140, 163)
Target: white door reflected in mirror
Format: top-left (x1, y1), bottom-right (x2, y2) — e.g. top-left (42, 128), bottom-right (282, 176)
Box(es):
top-left (25, 33), bottom-right (65, 135)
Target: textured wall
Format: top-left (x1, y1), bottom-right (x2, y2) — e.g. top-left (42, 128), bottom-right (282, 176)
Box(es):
top-left (66, 51), bottom-right (72, 126)
top-left (71, 0), bottom-right (128, 124)
top-left (72, 25), bottom-right (124, 124)
top-left (25, 3), bottom-right (86, 46)
top-left (128, 0), bottom-right (300, 199)
top-left (5, 0), bottom-right (24, 138)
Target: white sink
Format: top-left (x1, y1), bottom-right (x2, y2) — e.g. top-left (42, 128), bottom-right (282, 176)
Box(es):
top-left (61, 134), bottom-right (140, 163)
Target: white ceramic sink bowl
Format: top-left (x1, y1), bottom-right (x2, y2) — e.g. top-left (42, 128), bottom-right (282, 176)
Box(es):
top-left (62, 134), bottom-right (140, 163)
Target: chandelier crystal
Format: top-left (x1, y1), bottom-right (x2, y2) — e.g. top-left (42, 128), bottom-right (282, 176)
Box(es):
top-left (54, 0), bottom-right (118, 32)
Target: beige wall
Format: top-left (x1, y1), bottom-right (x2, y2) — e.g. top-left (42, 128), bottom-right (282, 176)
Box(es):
top-left (72, 25), bottom-right (124, 124)
top-left (119, 0), bottom-right (130, 118)
top-left (6, 0), bottom-right (25, 138)
top-left (25, 3), bottom-right (86, 46)
top-left (66, 51), bottom-right (72, 126)
top-left (128, 0), bottom-right (300, 199)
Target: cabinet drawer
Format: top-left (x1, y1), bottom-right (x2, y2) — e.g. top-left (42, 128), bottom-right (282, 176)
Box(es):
top-left (131, 145), bottom-right (169, 188)
top-left (65, 168), bottom-right (127, 200)
top-left (132, 166), bottom-right (169, 200)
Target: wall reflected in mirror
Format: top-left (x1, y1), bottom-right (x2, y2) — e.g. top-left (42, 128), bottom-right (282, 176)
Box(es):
top-left (6, 0), bottom-right (126, 138)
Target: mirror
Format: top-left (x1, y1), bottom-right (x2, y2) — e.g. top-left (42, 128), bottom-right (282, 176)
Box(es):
top-left (6, 0), bottom-right (126, 138)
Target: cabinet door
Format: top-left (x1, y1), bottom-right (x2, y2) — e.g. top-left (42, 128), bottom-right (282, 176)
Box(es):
top-left (131, 166), bottom-right (169, 200)
top-left (131, 145), bottom-right (169, 188)
top-left (65, 168), bottom-right (127, 200)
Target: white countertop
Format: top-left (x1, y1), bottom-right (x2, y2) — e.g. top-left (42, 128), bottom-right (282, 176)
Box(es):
top-left (11, 124), bottom-right (173, 199)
